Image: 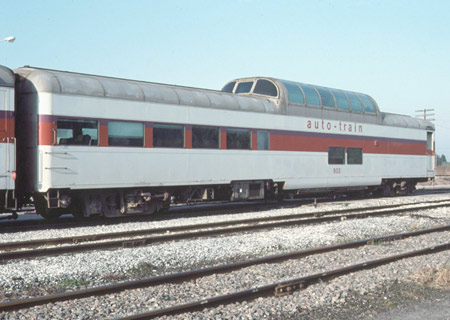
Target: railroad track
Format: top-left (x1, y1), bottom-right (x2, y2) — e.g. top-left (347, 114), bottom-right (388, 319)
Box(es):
top-left (0, 225), bottom-right (448, 314)
top-left (123, 240), bottom-right (450, 320)
top-left (0, 198), bottom-right (316, 232)
top-left (1, 199), bottom-right (449, 262)
top-left (1, 187), bottom-right (449, 232)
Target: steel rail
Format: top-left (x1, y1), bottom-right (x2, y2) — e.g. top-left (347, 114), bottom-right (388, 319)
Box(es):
top-left (2, 199), bottom-right (450, 252)
top-left (0, 225), bottom-right (448, 313)
top-left (121, 241), bottom-right (450, 320)
top-left (1, 202), bottom-right (450, 262)
top-left (0, 200), bottom-right (287, 231)
top-left (0, 195), bottom-right (334, 231)
top-left (1, 189), bottom-right (449, 232)
top-left (0, 200), bottom-right (412, 250)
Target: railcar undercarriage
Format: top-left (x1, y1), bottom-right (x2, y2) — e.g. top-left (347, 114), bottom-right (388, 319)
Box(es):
top-left (378, 178), bottom-right (426, 197)
top-left (32, 178), bottom-right (430, 220)
top-left (33, 180), bottom-right (280, 219)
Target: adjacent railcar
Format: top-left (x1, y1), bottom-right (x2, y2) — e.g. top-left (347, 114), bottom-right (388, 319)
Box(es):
top-left (10, 66), bottom-right (435, 219)
top-left (0, 66), bottom-right (16, 212)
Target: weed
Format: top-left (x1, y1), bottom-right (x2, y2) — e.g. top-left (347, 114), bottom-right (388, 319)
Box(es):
top-left (127, 262), bottom-right (160, 278)
top-left (410, 265), bottom-right (450, 289)
top-left (101, 273), bottom-right (125, 282)
top-left (57, 278), bottom-right (89, 289)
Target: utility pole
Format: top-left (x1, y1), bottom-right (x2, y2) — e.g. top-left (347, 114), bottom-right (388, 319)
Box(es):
top-left (415, 109), bottom-right (435, 121)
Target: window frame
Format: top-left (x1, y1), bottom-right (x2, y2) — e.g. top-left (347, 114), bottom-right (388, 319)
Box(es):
top-left (281, 80), bottom-right (305, 104)
top-left (192, 125), bottom-right (220, 149)
top-left (330, 88), bottom-right (350, 111)
top-left (253, 79), bottom-right (278, 98)
top-left (108, 120), bottom-right (145, 147)
top-left (226, 128), bottom-right (251, 150)
top-left (57, 118), bottom-right (99, 146)
top-left (357, 94), bottom-right (377, 114)
top-left (347, 147), bottom-right (363, 165)
top-left (315, 86), bottom-right (336, 109)
top-left (346, 92), bottom-right (364, 113)
top-left (222, 81), bottom-right (236, 93)
top-left (256, 130), bottom-right (270, 150)
top-left (235, 81), bottom-right (254, 94)
top-left (153, 123), bottom-right (185, 148)
top-left (328, 147), bottom-right (345, 165)
top-left (299, 83), bottom-right (321, 106)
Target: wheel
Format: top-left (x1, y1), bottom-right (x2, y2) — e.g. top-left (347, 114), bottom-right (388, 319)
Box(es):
top-left (382, 182), bottom-right (396, 197)
top-left (70, 197), bottom-right (86, 219)
top-left (40, 208), bottom-right (63, 221)
top-left (156, 199), bottom-right (170, 213)
top-left (146, 200), bottom-right (158, 215)
top-left (34, 194), bottom-right (63, 221)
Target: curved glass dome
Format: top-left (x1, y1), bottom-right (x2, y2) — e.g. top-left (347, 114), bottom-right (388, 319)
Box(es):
top-left (222, 77), bottom-right (379, 114)
top-left (279, 79), bottom-right (378, 114)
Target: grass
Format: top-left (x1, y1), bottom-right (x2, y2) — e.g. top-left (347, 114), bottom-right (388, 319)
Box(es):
top-left (57, 278), bottom-right (90, 289)
top-left (410, 265), bottom-right (450, 289)
top-left (127, 262), bottom-right (161, 278)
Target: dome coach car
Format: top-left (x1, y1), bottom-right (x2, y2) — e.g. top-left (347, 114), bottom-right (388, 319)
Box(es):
top-left (0, 65), bottom-right (435, 219)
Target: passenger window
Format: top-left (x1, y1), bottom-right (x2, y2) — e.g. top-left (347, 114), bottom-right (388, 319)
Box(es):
top-left (227, 129), bottom-right (251, 149)
top-left (328, 147), bottom-right (345, 164)
top-left (108, 121), bottom-right (144, 147)
top-left (253, 80), bottom-right (278, 97)
top-left (257, 130), bottom-right (270, 150)
top-left (280, 80), bottom-right (304, 104)
top-left (346, 92), bottom-right (363, 112)
top-left (316, 86), bottom-right (336, 108)
top-left (299, 84), bottom-right (320, 106)
top-left (347, 147), bottom-right (363, 164)
top-left (153, 124), bottom-right (184, 148)
top-left (222, 82), bottom-right (236, 93)
top-left (57, 118), bottom-right (98, 145)
top-left (192, 126), bottom-right (219, 149)
top-left (358, 94), bottom-right (376, 113)
top-left (330, 89), bottom-right (349, 110)
top-left (235, 82), bottom-right (253, 94)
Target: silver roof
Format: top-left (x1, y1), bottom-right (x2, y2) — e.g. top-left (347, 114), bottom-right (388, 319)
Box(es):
top-left (0, 65), bottom-right (14, 87)
top-left (225, 76), bottom-right (434, 130)
top-left (382, 112), bottom-right (434, 130)
top-left (225, 76), bottom-right (380, 113)
top-left (14, 66), bottom-right (279, 114)
top-left (13, 66), bottom-right (435, 131)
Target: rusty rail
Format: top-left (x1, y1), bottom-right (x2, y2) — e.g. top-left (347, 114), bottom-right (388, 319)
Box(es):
top-left (122, 241), bottom-right (450, 319)
top-left (0, 225), bottom-right (448, 313)
top-left (3, 201), bottom-right (421, 249)
top-left (2, 201), bottom-right (450, 262)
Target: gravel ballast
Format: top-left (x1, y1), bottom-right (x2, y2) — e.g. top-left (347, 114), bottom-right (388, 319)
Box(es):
top-left (0, 192), bottom-right (449, 319)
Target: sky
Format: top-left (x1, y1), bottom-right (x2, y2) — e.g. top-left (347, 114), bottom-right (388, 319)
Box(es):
top-left (1, 0), bottom-right (450, 155)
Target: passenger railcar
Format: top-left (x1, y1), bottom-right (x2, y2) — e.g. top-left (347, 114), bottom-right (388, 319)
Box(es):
top-left (0, 65), bottom-right (16, 213)
top-left (0, 65), bottom-right (435, 219)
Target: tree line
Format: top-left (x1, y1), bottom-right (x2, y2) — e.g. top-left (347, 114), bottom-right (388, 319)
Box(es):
top-left (437, 154), bottom-right (448, 166)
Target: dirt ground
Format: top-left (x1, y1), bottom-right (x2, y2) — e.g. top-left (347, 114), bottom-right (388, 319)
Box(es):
top-left (418, 165), bottom-right (450, 186)
top-left (435, 166), bottom-right (450, 184)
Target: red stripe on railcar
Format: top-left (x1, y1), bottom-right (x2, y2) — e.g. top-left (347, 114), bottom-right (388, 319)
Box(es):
top-left (99, 122), bottom-right (108, 147)
top-left (0, 117), bottom-right (15, 141)
top-left (38, 121), bottom-right (55, 146)
top-left (35, 115), bottom-right (429, 156)
top-left (185, 125), bottom-right (192, 149)
top-left (145, 123), bottom-right (153, 148)
top-left (220, 128), bottom-right (227, 150)
top-left (269, 133), bottom-right (426, 155)
top-left (251, 130), bottom-right (257, 150)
